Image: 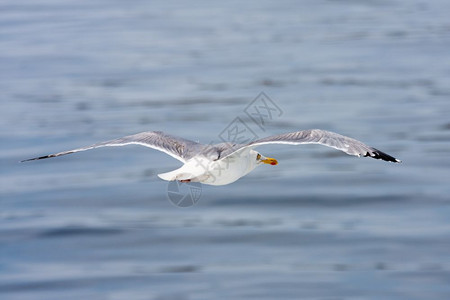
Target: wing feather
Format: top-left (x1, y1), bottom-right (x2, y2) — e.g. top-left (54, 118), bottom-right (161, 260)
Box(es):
top-left (220, 129), bottom-right (401, 163)
top-left (21, 131), bottom-right (204, 163)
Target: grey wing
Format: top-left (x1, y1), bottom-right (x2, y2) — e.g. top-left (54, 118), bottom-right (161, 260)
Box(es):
top-left (220, 129), bottom-right (401, 163)
top-left (21, 131), bottom-right (205, 163)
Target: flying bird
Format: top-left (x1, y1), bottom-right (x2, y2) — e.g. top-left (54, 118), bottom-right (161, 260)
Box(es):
top-left (22, 129), bottom-right (401, 186)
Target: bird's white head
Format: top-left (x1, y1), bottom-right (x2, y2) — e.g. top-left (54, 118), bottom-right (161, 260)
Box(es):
top-left (252, 150), bottom-right (278, 166)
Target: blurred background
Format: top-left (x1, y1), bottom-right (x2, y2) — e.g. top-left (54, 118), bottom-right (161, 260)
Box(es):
top-left (1, 0), bottom-right (450, 299)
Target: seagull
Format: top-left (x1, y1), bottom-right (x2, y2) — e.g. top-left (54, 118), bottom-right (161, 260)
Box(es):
top-left (22, 129), bottom-right (401, 186)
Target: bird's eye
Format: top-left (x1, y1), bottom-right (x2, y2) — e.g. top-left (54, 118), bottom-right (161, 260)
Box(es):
top-left (256, 154), bottom-right (261, 160)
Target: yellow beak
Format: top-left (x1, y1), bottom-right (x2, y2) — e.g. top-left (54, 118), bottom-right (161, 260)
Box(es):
top-left (261, 157), bottom-right (278, 165)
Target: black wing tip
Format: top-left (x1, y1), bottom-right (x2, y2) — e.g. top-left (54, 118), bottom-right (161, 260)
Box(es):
top-left (20, 155), bottom-right (54, 162)
top-left (364, 149), bottom-right (401, 163)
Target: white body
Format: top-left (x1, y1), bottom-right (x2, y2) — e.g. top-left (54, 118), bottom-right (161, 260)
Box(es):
top-left (158, 149), bottom-right (260, 186)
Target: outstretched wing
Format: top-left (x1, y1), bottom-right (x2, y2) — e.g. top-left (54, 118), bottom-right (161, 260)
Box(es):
top-left (220, 129), bottom-right (401, 163)
top-left (21, 131), bottom-right (205, 163)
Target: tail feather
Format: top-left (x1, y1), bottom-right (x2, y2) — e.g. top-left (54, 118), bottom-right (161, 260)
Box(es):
top-left (157, 170), bottom-right (193, 181)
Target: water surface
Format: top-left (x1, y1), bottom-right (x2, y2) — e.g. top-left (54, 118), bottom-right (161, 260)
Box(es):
top-left (1, 1), bottom-right (450, 299)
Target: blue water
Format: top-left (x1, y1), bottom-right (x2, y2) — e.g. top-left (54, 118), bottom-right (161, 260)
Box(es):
top-left (1, 1), bottom-right (450, 299)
